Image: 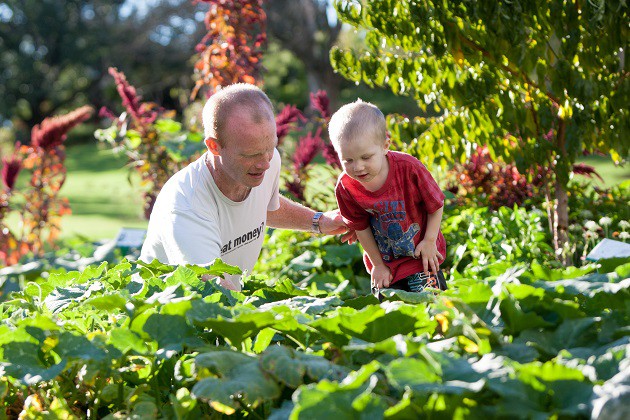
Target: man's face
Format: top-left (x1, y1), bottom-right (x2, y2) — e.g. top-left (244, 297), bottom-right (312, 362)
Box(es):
top-left (214, 110), bottom-right (278, 190)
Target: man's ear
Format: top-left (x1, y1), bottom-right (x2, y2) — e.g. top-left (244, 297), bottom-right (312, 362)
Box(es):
top-left (205, 137), bottom-right (221, 155)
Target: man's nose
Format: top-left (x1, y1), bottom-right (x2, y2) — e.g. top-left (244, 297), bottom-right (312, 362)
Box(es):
top-left (255, 155), bottom-right (271, 170)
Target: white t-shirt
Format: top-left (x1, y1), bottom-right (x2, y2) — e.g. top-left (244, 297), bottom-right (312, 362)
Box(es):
top-left (139, 150), bottom-right (281, 289)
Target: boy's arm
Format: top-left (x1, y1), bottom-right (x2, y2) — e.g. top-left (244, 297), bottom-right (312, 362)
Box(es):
top-left (356, 228), bottom-right (392, 289)
top-left (414, 206), bottom-right (444, 275)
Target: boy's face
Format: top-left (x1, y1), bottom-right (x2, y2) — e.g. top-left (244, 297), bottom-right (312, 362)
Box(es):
top-left (336, 134), bottom-right (390, 189)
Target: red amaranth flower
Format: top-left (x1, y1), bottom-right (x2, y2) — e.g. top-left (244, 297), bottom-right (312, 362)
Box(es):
top-left (99, 106), bottom-right (118, 121)
top-left (276, 104), bottom-right (306, 145)
top-left (285, 178), bottom-right (305, 202)
top-left (31, 106), bottom-right (93, 150)
top-left (1, 148), bottom-right (22, 191)
top-left (322, 141), bottom-right (341, 169)
top-left (573, 163), bottom-right (604, 182)
top-left (293, 129), bottom-right (323, 172)
top-left (109, 67), bottom-right (157, 126)
top-left (310, 90), bottom-right (331, 120)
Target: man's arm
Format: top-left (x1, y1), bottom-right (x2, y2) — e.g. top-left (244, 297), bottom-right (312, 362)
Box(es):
top-left (267, 195), bottom-right (355, 241)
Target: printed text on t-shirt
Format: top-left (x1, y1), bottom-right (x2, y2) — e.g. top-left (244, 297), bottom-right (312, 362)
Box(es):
top-left (221, 222), bottom-right (265, 255)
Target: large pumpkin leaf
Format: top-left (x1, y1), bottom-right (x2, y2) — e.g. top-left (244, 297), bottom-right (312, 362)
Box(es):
top-left (192, 350), bottom-right (281, 408)
top-left (1, 342), bottom-right (66, 385)
top-left (260, 345), bottom-right (348, 388)
top-left (290, 362), bottom-right (386, 419)
top-left (259, 295), bottom-right (342, 316)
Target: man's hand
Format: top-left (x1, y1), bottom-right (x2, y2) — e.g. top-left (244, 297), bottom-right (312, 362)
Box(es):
top-left (202, 274), bottom-right (240, 291)
top-left (318, 210), bottom-right (356, 243)
top-left (371, 264), bottom-right (392, 289)
top-left (414, 238), bottom-right (443, 275)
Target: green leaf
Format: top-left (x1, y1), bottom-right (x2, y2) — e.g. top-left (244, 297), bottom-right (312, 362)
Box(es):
top-left (291, 363), bottom-right (385, 419)
top-left (499, 294), bottom-right (553, 335)
top-left (385, 357), bottom-right (441, 389)
top-left (342, 295), bottom-right (380, 309)
top-left (44, 281), bottom-right (105, 313)
top-left (517, 361), bottom-right (585, 382)
top-left (196, 309), bottom-right (278, 347)
top-left (252, 328), bottom-right (276, 354)
top-left (323, 245), bottom-right (363, 267)
top-left (2, 342), bottom-right (66, 385)
top-left (142, 314), bottom-right (202, 355)
top-left (54, 332), bottom-right (108, 361)
top-left (259, 346), bottom-right (305, 388)
top-left (598, 257), bottom-right (630, 274)
top-left (155, 119), bottom-right (182, 133)
top-left (614, 262), bottom-right (630, 280)
top-left (312, 303), bottom-right (432, 345)
top-left (192, 351), bottom-right (281, 408)
top-left (85, 293), bottom-right (128, 312)
top-left (108, 328), bottom-right (150, 355)
top-left (260, 346), bottom-right (348, 388)
top-left (259, 296), bottom-right (343, 316)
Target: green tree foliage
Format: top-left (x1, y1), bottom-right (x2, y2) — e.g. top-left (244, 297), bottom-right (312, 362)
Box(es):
top-left (265, 0), bottom-right (344, 104)
top-left (330, 0), bottom-right (629, 263)
top-left (0, 0), bottom-right (203, 138)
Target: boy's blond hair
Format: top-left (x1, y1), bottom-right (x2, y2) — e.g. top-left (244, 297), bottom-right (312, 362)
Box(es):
top-left (328, 99), bottom-right (387, 149)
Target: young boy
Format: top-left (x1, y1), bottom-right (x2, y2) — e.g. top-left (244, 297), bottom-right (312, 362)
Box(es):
top-left (329, 100), bottom-right (447, 295)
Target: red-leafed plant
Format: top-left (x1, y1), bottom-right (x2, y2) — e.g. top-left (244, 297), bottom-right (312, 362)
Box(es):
top-left (98, 68), bottom-right (202, 219)
top-left (281, 91), bottom-right (341, 207)
top-left (192, 0), bottom-right (266, 99)
top-left (446, 145), bottom-right (547, 209)
top-left (0, 106), bottom-right (92, 266)
top-left (446, 144), bottom-right (603, 213)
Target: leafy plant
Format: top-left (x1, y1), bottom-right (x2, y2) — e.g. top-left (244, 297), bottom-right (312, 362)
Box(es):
top-left (331, 0), bottom-right (629, 264)
top-left (447, 145), bottom-right (548, 209)
top-left (0, 106), bottom-right (93, 266)
top-left (97, 68), bottom-right (203, 219)
top-left (0, 239), bottom-right (628, 417)
top-left (192, 0), bottom-right (266, 99)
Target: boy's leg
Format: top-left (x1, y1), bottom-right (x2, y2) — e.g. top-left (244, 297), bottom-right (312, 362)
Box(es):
top-left (398, 271), bottom-right (447, 292)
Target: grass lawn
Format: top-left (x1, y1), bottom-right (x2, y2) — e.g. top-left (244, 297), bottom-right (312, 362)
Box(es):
top-left (576, 154), bottom-right (630, 189)
top-left (59, 142), bottom-right (148, 241)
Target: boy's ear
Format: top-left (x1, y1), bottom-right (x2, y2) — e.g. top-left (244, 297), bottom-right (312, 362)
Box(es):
top-left (384, 136), bottom-right (391, 150)
top-left (205, 137), bottom-right (221, 155)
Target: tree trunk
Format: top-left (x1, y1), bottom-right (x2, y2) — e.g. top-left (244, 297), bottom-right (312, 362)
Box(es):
top-left (552, 119), bottom-right (571, 266)
top-left (553, 178), bottom-right (571, 265)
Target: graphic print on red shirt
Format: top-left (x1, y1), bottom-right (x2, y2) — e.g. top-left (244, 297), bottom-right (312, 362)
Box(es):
top-left (335, 151), bottom-right (446, 284)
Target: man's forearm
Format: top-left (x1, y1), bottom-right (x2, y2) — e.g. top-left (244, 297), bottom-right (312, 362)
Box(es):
top-left (267, 195), bottom-right (315, 231)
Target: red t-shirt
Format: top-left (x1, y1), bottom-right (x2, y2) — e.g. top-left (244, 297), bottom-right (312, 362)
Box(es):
top-left (335, 151), bottom-right (446, 284)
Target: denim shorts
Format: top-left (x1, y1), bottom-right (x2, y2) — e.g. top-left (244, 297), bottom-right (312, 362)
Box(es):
top-left (390, 270), bottom-right (447, 292)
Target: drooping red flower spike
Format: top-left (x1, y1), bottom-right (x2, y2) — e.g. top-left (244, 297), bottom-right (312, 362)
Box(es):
top-left (310, 90), bottom-right (331, 120)
top-left (1, 146), bottom-right (23, 191)
top-left (322, 141), bottom-right (341, 169)
top-left (276, 104), bottom-right (306, 145)
top-left (30, 106), bottom-right (93, 150)
top-left (293, 128), bottom-right (324, 172)
top-left (109, 67), bottom-right (158, 127)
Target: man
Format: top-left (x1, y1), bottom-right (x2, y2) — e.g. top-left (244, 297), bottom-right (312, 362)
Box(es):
top-left (140, 84), bottom-right (351, 290)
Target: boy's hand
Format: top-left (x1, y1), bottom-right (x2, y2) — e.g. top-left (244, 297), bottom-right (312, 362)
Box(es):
top-left (371, 264), bottom-right (392, 289)
top-left (414, 239), bottom-right (443, 276)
